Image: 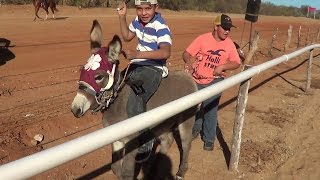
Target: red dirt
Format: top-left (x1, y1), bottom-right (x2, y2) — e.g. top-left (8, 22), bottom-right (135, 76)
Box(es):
top-left (1, 5), bottom-right (320, 180)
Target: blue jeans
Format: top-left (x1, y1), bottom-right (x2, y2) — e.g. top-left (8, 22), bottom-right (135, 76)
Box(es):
top-left (126, 64), bottom-right (162, 119)
top-left (193, 77), bottom-right (224, 144)
top-left (126, 65), bottom-right (162, 147)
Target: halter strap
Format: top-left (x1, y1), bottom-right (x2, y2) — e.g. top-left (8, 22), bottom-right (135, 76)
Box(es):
top-left (78, 81), bottom-right (97, 97)
top-left (101, 63), bottom-right (117, 91)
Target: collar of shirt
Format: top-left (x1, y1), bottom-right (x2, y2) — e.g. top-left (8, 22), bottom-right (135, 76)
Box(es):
top-left (139, 12), bottom-right (160, 27)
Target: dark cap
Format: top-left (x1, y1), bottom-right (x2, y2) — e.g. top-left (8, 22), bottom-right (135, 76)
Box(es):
top-left (214, 14), bottom-right (236, 30)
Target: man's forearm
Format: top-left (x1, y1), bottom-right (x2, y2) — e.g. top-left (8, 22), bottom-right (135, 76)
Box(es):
top-left (135, 47), bottom-right (171, 60)
top-left (182, 51), bottom-right (192, 64)
top-left (222, 62), bottom-right (241, 71)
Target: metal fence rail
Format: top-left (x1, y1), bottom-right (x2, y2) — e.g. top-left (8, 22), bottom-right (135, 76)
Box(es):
top-left (0, 44), bottom-right (319, 179)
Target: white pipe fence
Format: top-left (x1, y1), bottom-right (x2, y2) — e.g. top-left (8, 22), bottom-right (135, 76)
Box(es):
top-left (0, 44), bottom-right (319, 179)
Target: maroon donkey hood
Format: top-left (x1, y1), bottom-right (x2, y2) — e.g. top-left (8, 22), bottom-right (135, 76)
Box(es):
top-left (79, 47), bottom-right (115, 94)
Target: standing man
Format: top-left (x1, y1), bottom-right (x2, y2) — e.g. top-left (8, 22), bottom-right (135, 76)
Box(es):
top-left (116, 0), bottom-right (172, 162)
top-left (182, 14), bottom-right (241, 151)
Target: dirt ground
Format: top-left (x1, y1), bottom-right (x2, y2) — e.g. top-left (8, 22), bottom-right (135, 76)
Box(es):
top-left (1, 4), bottom-right (320, 180)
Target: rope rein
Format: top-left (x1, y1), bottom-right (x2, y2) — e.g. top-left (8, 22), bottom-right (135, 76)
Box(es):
top-left (91, 62), bottom-right (131, 114)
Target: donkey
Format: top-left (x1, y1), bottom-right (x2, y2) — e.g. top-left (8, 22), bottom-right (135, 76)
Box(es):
top-left (71, 20), bottom-right (197, 180)
top-left (33, 0), bottom-right (58, 21)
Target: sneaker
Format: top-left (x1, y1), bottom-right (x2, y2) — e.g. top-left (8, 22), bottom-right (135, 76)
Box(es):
top-left (203, 142), bottom-right (214, 151)
top-left (135, 139), bottom-right (154, 163)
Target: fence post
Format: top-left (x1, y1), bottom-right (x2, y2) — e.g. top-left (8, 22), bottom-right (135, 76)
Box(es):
top-left (268, 28), bottom-right (278, 57)
top-left (305, 49), bottom-right (314, 92)
top-left (284, 25), bottom-right (292, 52)
top-left (317, 28), bottom-right (320, 42)
top-left (229, 65), bottom-right (252, 171)
top-left (244, 32), bottom-right (259, 65)
top-left (312, 29), bottom-right (318, 44)
top-left (297, 26), bottom-right (301, 48)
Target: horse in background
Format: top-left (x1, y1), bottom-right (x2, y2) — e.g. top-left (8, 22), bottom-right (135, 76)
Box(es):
top-left (33, 0), bottom-right (58, 21)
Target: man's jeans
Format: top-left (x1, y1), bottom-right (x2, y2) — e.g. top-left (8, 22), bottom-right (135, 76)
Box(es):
top-left (193, 77), bottom-right (224, 143)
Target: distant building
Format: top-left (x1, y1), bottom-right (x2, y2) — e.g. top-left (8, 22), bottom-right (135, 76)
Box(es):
top-left (307, 6), bottom-right (317, 19)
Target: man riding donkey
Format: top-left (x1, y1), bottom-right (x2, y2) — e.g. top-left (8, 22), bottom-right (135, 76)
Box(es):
top-left (116, 0), bottom-right (172, 163)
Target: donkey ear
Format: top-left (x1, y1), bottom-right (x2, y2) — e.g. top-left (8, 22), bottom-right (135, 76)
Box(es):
top-left (107, 35), bottom-right (122, 63)
top-left (90, 20), bottom-right (103, 53)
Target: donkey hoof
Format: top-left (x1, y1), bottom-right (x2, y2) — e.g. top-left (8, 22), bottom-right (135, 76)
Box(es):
top-left (175, 175), bottom-right (183, 180)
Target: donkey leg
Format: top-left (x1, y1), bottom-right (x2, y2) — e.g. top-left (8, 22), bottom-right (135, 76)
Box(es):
top-left (159, 132), bottom-right (174, 154)
top-left (34, 6), bottom-right (41, 21)
top-left (176, 120), bottom-right (194, 179)
top-left (111, 141), bottom-right (125, 179)
top-left (121, 149), bottom-right (139, 180)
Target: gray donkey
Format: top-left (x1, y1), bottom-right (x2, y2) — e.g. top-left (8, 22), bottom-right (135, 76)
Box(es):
top-left (71, 20), bottom-right (197, 180)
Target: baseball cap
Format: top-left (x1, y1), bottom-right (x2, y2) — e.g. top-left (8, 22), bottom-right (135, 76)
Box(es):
top-left (214, 14), bottom-right (236, 30)
top-left (135, 0), bottom-right (158, 5)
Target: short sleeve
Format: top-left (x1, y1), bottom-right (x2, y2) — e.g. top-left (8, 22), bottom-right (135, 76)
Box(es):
top-left (128, 22), bottom-right (136, 33)
top-left (154, 21), bottom-right (172, 45)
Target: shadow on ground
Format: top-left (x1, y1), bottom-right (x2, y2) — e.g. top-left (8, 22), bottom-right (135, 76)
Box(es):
top-left (0, 38), bottom-right (15, 66)
top-left (76, 152), bottom-right (174, 180)
top-left (52, 17), bottom-right (68, 20)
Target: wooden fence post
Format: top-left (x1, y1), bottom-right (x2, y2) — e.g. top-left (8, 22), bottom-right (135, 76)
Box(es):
top-left (268, 28), bottom-right (278, 57)
top-left (305, 49), bottom-right (314, 92)
top-left (312, 29), bottom-right (319, 44)
top-left (284, 25), bottom-right (292, 52)
top-left (312, 32), bottom-right (315, 44)
top-left (229, 65), bottom-right (252, 171)
top-left (317, 29), bottom-right (320, 42)
top-left (243, 32), bottom-right (259, 65)
top-left (297, 26), bottom-right (301, 48)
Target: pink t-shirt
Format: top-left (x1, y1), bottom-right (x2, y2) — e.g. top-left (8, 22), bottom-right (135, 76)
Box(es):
top-left (186, 32), bottom-right (241, 84)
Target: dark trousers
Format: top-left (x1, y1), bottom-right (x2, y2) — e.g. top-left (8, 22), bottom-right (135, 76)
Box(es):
top-left (126, 65), bottom-right (162, 117)
top-left (126, 65), bottom-right (162, 143)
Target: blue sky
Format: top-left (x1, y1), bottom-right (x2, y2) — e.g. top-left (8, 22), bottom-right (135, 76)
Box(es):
top-left (262, 0), bottom-right (320, 9)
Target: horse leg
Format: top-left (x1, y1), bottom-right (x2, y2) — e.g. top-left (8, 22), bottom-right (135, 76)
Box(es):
top-left (50, 6), bottom-right (55, 19)
top-left (111, 141), bottom-right (125, 179)
top-left (175, 118), bottom-right (194, 180)
top-left (34, 5), bottom-right (41, 21)
top-left (44, 8), bottom-right (49, 20)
